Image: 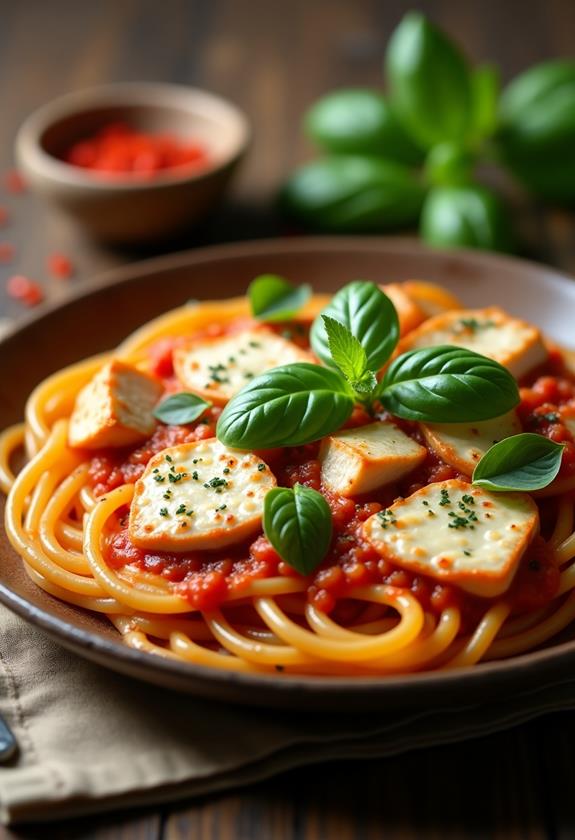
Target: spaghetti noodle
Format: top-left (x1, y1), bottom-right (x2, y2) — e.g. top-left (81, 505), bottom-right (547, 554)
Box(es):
top-left (3, 286), bottom-right (575, 676)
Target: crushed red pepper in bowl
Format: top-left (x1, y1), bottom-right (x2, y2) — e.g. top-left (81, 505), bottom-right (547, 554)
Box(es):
top-left (61, 122), bottom-right (210, 179)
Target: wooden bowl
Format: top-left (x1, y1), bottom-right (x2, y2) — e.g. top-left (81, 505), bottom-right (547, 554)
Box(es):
top-left (15, 83), bottom-right (250, 244)
top-left (2, 237), bottom-right (575, 711)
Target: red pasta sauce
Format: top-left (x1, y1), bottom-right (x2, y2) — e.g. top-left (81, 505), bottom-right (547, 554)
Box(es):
top-left (94, 323), bottom-right (571, 618)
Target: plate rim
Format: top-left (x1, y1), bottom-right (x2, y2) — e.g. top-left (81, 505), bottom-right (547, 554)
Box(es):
top-left (2, 234), bottom-right (574, 345)
top-left (3, 234), bottom-right (575, 700)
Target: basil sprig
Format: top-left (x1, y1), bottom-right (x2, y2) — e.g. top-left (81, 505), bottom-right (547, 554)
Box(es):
top-left (473, 433), bottom-right (564, 492)
top-left (248, 274), bottom-right (311, 322)
top-left (263, 483), bottom-right (332, 575)
top-left (311, 280), bottom-right (399, 370)
top-left (216, 280), bottom-right (521, 449)
top-left (154, 392), bottom-right (211, 425)
top-left (216, 363), bottom-right (354, 449)
top-left (322, 315), bottom-right (377, 396)
top-left (378, 346), bottom-right (520, 422)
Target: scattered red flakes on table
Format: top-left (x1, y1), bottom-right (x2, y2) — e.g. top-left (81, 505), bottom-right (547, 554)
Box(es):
top-left (7, 275), bottom-right (44, 307)
top-left (0, 206), bottom-right (8, 227)
top-left (47, 252), bottom-right (74, 280)
top-left (0, 242), bottom-right (14, 263)
top-left (62, 121), bottom-right (210, 178)
top-left (4, 169), bottom-right (26, 194)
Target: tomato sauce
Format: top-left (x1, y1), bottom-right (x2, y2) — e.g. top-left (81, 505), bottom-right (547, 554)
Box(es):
top-left (89, 409), bottom-right (221, 496)
top-left (518, 375), bottom-right (575, 477)
top-left (98, 326), bottom-right (571, 618)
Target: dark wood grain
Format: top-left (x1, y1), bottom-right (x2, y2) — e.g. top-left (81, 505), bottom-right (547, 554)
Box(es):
top-left (1, 0), bottom-right (575, 837)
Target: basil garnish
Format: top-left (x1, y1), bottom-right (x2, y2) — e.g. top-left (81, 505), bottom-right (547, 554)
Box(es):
top-left (379, 346), bottom-right (520, 422)
top-left (473, 433), bottom-right (564, 492)
top-left (263, 483), bottom-right (332, 575)
top-left (216, 281), bottom-right (523, 449)
top-left (248, 274), bottom-right (311, 322)
top-left (311, 280), bottom-right (399, 370)
top-left (216, 363), bottom-right (354, 449)
top-left (322, 315), bottom-right (376, 395)
top-left (154, 392), bottom-right (211, 425)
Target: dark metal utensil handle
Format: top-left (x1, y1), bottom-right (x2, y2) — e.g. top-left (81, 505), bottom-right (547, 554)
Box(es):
top-left (0, 711), bottom-right (17, 762)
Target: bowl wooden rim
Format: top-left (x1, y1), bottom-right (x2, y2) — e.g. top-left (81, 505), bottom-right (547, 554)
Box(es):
top-left (15, 81), bottom-right (251, 192)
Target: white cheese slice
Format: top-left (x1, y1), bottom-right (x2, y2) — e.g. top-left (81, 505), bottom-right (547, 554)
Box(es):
top-left (129, 438), bottom-right (276, 551)
top-left (69, 360), bottom-right (163, 449)
top-left (320, 421), bottom-right (427, 497)
top-left (173, 326), bottom-right (315, 405)
top-left (421, 411), bottom-right (522, 477)
top-left (398, 306), bottom-right (548, 380)
top-left (363, 479), bottom-right (539, 598)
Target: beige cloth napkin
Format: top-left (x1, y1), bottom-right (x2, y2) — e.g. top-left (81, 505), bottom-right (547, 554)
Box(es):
top-left (1, 603), bottom-right (575, 825)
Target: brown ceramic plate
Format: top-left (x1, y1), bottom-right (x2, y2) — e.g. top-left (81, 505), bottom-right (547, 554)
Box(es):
top-left (2, 237), bottom-right (575, 711)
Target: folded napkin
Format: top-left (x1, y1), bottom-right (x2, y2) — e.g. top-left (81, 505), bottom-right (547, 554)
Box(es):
top-left (1, 603), bottom-right (575, 825)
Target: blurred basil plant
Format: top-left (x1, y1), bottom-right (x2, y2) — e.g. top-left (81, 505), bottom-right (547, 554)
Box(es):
top-left (282, 11), bottom-right (575, 252)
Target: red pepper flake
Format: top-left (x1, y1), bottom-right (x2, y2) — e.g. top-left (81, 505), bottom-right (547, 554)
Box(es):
top-left (0, 206), bottom-right (8, 227)
top-left (7, 275), bottom-right (44, 307)
top-left (4, 169), bottom-right (26, 194)
top-left (47, 252), bottom-right (74, 280)
top-left (22, 285), bottom-right (44, 307)
top-left (0, 242), bottom-right (14, 263)
top-left (61, 121), bottom-right (210, 178)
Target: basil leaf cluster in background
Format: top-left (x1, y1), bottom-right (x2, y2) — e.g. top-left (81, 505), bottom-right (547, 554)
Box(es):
top-left (282, 11), bottom-right (575, 252)
top-left (217, 280), bottom-right (520, 449)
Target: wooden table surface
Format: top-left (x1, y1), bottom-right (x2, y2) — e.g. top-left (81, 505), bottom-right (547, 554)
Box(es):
top-left (1, 0), bottom-right (575, 836)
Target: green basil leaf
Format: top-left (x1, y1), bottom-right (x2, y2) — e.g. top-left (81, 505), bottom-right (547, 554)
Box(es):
top-left (216, 363), bottom-right (354, 449)
top-left (469, 64), bottom-right (499, 142)
top-left (311, 281), bottom-right (399, 371)
top-left (153, 392), bottom-right (211, 425)
top-left (385, 12), bottom-right (473, 149)
top-left (473, 433), bottom-right (564, 492)
top-left (248, 274), bottom-right (311, 322)
top-left (354, 369), bottom-right (378, 395)
top-left (305, 88), bottom-right (422, 164)
top-left (281, 155), bottom-right (426, 232)
top-left (420, 184), bottom-right (514, 253)
top-left (263, 483), bottom-right (332, 575)
top-left (379, 346), bottom-right (520, 422)
top-left (424, 142), bottom-right (474, 187)
top-left (497, 60), bottom-right (575, 203)
top-left (322, 315), bottom-right (369, 384)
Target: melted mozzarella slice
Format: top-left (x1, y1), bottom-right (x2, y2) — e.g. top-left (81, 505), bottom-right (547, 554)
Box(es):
top-left (320, 421), bottom-right (427, 497)
top-left (398, 306), bottom-right (548, 379)
top-left (129, 438), bottom-right (276, 551)
top-left (363, 479), bottom-right (539, 597)
top-left (421, 411), bottom-right (521, 476)
top-left (69, 360), bottom-right (163, 449)
top-left (173, 326), bottom-right (315, 405)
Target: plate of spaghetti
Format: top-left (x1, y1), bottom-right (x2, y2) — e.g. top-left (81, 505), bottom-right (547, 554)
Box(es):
top-left (2, 237), bottom-right (575, 710)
